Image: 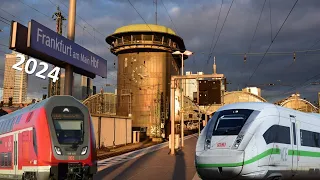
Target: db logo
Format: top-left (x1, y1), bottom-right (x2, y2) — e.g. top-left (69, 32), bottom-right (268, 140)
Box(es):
top-left (217, 142), bottom-right (226, 147)
top-left (13, 54), bottom-right (61, 83)
top-left (68, 156), bottom-right (75, 160)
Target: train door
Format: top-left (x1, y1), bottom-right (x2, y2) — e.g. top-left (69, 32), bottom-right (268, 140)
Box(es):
top-left (13, 133), bottom-right (18, 175)
top-left (290, 115), bottom-right (298, 174)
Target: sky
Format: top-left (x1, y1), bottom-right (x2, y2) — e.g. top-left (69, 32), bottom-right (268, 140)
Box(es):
top-left (0, 0), bottom-right (320, 104)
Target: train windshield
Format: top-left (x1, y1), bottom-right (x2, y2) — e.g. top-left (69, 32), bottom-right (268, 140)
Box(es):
top-left (208, 109), bottom-right (254, 136)
top-left (51, 106), bottom-right (84, 145)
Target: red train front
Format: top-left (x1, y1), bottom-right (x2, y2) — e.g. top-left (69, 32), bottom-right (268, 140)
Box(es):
top-left (0, 95), bottom-right (97, 180)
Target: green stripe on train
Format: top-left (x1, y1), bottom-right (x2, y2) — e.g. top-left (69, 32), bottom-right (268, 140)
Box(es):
top-left (288, 150), bottom-right (320, 157)
top-left (196, 148), bottom-right (281, 168)
top-left (197, 148), bottom-right (320, 168)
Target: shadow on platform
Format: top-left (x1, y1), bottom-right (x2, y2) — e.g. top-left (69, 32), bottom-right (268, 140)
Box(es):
top-left (94, 136), bottom-right (197, 180)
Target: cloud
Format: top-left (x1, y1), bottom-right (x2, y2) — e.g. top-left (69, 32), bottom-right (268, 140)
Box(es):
top-left (169, 7), bottom-right (180, 16)
top-left (0, 0), bottom-right (319, 104)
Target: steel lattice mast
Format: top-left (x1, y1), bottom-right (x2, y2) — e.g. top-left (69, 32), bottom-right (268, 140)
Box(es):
top-left (48, 6), bottom-right (66, 97)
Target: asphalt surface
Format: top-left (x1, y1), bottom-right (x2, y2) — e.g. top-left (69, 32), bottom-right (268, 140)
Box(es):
top-left (94, 134), bottom-right (200, 180)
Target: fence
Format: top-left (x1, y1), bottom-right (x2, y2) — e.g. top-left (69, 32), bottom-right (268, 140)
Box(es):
top-left (91, 114), bottom-right (132, 148)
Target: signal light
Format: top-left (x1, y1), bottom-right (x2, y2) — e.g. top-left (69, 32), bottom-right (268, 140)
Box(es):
top-left (244, 53), bottom-right (247, 63)
top-left (293, 51), bottom-right (296, 62)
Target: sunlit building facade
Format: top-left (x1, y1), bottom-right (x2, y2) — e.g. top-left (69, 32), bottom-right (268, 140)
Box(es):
top-left (106, 24), bottom-right (187, 138)
top-left (185, 71), bottom-right (203, 101)
top-left (59, 72), bottom-right (93, 100)
top-left (242, 87), bottom-right (261, 97)
top-left (275, 93), bottom-right (318, 113)
top-left (3, 51), bottom-right (28, 104)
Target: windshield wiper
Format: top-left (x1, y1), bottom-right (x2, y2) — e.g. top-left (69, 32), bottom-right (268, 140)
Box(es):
top-left (71, 141), bottom-right (82, 148)
top-left (218, 126), bottom-right (242, 135)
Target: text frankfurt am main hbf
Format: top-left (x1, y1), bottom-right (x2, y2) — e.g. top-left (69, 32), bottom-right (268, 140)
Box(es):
top-left (36, 28), bottom-right (99, 69)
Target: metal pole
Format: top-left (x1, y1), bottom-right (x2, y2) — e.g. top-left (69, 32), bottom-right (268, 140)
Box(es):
top-left (64, 0), bottom-right (76, 95)
top-left (170, 78), bottom-right (175, 155)
top-left (181, 54), bottom-right (184, 148)
top-left (197, 79), bottom-right (200, 136)
top-left (86, 77), bottom-right (91, 97)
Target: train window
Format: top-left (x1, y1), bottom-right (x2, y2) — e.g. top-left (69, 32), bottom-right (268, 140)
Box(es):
top-left (292, 122), bottom-right (297, 145)
top-left (3, 153), bottom-right (7, 167)
top-left (0, 153), bottom-right (6, 167)
top-left (33, 129), bottom-right (38, 155)
top-left (5, 120), bottom-right (10, 132)
top-left (51, 106), bottom-right (85, 145)
top-left (0, 121), bottom-right (3, 134)
top-left (210, 109), bottom-right (254, 136)
top-left (301, 129), bottom-right (320, 148)
top-left (7, 152), bottom-right (12, 167)
top-left (0, 153), bottom-right (3, 166)
top-left (15, 115), bottom-right (22, 124)
top-left (3, 120), bottom-right (9, 133)
top-left (263, 125), bottom-right (290, 145)
top-left (8, 119), bottom-right (14, 131)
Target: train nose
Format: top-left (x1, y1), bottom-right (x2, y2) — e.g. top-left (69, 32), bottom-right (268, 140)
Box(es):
top-left (195, 150), bottom-right (244, 180)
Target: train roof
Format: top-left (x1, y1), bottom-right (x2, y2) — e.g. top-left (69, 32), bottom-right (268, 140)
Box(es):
top-left (0, 96), bottom-right (84, 123)
top-left (218, 102), bottom-right (276, 112)
top-left (218, 102), bottom-right (320, 119)
top-left (308, 113), bottom-right (320, 118)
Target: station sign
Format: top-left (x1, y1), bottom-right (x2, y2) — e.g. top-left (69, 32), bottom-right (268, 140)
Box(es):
top-left (9, 20), bottom-right (107, 79)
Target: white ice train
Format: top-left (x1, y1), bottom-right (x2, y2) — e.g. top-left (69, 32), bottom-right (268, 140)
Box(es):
top-left (195, 102), bottom-right (320, 180)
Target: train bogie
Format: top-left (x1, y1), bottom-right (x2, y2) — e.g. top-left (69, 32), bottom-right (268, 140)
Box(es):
top-left (196, 102), bottom-right (320, 180)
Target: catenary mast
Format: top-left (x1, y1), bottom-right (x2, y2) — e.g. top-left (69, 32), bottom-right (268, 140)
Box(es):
top-left (48, 6), bottom-right (66, 97)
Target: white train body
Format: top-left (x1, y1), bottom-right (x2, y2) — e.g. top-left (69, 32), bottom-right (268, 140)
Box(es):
top-left (195, 102), bottom-right (320, 180)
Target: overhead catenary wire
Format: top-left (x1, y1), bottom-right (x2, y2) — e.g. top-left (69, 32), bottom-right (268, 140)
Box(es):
top-left (239, 0), bottom-right (267, 86)
top-left (2, 0), bottom-right (117, 88)
top-left (232, 47), bottom-right (320, 56)
top-left (246, 0), bottom-right (267, 60)
top-left (207, 0), bottom-right (235, 65)
top-left (269, 0), bottom-right (273, 42)
top-left (0, 7), bottom-right (26, 24)
top-left (38, 0), bottom-right (117, 86)
top-left (160, 0), bottom-right (179, 35)
top-left (279, 73), bottom-right (320, 98)
top-left (246, 0), bottom-right (299, 83)
top-left (127, 0), bottom-right (153, 32)
top-left (206, 0), bottom-right (223, 65)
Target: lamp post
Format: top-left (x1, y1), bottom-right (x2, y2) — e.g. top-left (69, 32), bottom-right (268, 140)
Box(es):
top-left (172, 50), bottom-right (193, 148)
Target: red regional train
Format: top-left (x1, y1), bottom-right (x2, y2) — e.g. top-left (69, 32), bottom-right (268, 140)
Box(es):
top-left (0, 96), bottom-right (97, 180)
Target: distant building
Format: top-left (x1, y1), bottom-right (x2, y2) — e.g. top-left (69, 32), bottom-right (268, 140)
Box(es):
top-left (0, 87), bottom-right (3, 101)
top-left (242, 87), bottom-right (261, 97)
top-left (58, 72), bottom-right (92, 100)
top-left (185, 71), bottom-right (203, 100)
top-left (318, 92), bottom-right (320, 113)
top-left (3, 51), bottom-right (28, 104)
top-left (59, 72), bottom-right (65, 95)
top-left (275, 93), bottom-right (318, 113)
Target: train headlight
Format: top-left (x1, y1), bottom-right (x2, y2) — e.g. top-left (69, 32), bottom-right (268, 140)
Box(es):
top-left (232, 134), bottom-right (244, 149)
top-left (204, 139), bottom-right (211, 150)
top-left (81, 146), bottom-right (88, 155)
top-left (54, 146), bottom-right (62, 155)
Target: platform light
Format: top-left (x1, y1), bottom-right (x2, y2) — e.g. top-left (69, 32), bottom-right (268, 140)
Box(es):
top-left (172, 50), bottom-right (194, 56)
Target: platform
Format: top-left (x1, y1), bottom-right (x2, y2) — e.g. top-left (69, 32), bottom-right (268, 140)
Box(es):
top-left (95, 134), bottom-right (200, 180)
